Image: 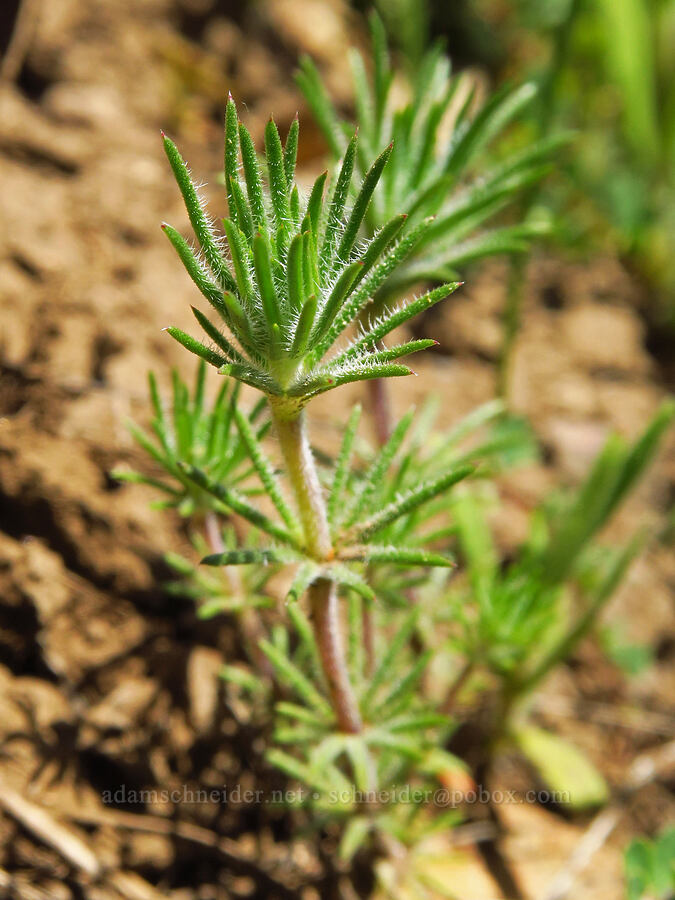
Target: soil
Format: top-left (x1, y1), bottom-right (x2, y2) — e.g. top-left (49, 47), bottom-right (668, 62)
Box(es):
top-left (0, 1), bottom-right (673, 898)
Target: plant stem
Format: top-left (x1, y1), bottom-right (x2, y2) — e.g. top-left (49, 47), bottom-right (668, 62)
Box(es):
top-left (271, 408), bottom-right (332, 560)
top-left (441, 659), bottom-right (474, 715)
top-left (497, 255), bottom-right (526, 402)
top-left (498, 0), bottom-right (581, 402)
top-left (367, 377), bottom-right (393, 446)
top-left (310, 577), bottom-right (363, 733)
top-left (270, 403), bottom-right (363, 733)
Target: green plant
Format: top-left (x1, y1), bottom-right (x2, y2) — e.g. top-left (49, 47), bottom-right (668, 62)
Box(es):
top-left (115, 84), bottom-right (673, 891)
top-left (297, 13), bottom-right (564, 422)
top-left (296, 13), bottom-right (559, 296)
top-left (460, 0), bottom-right (675, 320)
top-left (443, 401), bottom-right (674, 806)
top-left (625, 827), bottom-right (675, 900)
top-left (158, 96), bottom-right (476, 739)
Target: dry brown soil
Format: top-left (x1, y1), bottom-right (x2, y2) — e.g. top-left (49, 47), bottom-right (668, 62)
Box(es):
top-left (0, 1), bottom-right (673, 898)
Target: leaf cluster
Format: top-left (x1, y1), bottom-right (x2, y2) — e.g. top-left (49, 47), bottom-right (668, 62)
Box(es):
top-left (162, 97), bottom-right (460, 407)
top-left (624, 827), bottom-right (675, 900)
top-left (297, 13), bottom-right (563, 292)
top-left (112, 363), bottom-right (267, 516)
top-left (448, 400), bottom-right (675, 691)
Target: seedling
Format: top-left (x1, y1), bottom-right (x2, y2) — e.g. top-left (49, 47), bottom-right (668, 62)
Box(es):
top-left (114, 70), bottom-right (673, 888)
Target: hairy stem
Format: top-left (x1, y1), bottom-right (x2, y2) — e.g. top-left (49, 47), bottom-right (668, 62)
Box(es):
top-left (367, 377), bottom-right (392, 446)
top-left (310, 577), bottom-right (363, 733)
top-left (270, 403), bottom-right (362, 733)
top-left (271, 408), bottom-right (332, 560)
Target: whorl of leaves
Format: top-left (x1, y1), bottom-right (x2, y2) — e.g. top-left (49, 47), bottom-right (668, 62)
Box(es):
top-left (161, 97), bottom-right (459, 406)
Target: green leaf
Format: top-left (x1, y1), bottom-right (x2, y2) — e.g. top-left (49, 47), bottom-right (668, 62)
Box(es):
top-left (190, 306), bottom-right (247, 366)
top-left (513, 726), bottom-right (609, 810)
top-left (266, 748), bottom-right (329, 795)
top-left (111, 468), bottom-right (179, 496)
top-left (228, 176), bottom-right (254, 241)
top-left (518, 532), bottom-right (644, 694)
top-left (362, 610), bottom-right (419, 712)
top-left (330, 565), bottom-right (376, 602)
top-left (162, 134), bottom-right (234, 290)
top-left (276, 701), bottom-right (328, 726)
top-left (286, 232), bottom-right (306, 312)
top-left (387, 713), bottom-right (448, 733)
top-left (308, 218), bottom-right (435, 364)
top-left (220, 664), bottom-right (265, 693)
top-left (373, 650), bottom-right (432, 718)
top-left (350, 49), bottom-right (374, 153)
top-left (346, 283), bottom-right (462, 361)
top-left (286, 561), bottom-right (320, 604)
top-left (354, 464), bottom-right (474, 540)
top-left (238, 122), bottom-right (268, 232)
top-left (179, 463), bottom-right (301, 549)
top-left (336, 142), bottom-right (393, 264)
top-left (344, 737), bottom-right (374, 793)
top-left (165, 327), bottom-right (229, 369)
top-left (445, 82), bottom-right (537, 179)
top-left (344, 408), bottom-right (415, 528)
top-left (201, 548), bottom-right (284, 566)
top-left (339, 816), bottom-right (371, 862)
top-left (356, 338), bottom-right (437, 367)
top-left (295, 56), bottom-right (345, 158)
top-left (311, 260), bottom-right (363, 341)
top-left (222, 218), bottom-right (256, 306)
top-left (451, 492), bottom-right (498, 599)
top-left (328, 404), bottom-right (361, 529)
top-left (306, 170), bottom-right (328, 238)
top-left (260, 640), bottom-right (333, 717)
top-left (351, 213), bottom-right (408, 290)
top-left (162, 224), bottom-right (230, 309)
top-left (291, 294), bottom-right (317, 356)
top-left (252, 231), bottom-right (282, 343)
top-left (283, 115), bottom-right (299, 185)
top-left (233, 407), bottom-right (300, 536)
top-left (224, 95), bottom-right (240, 223)
top-left (363, 546), bottom-right (455, 568)
top-left (295, 364), bottom-right (413, 399)
top-left (320, 134), bottom-right (358, 275)
top-left (369, 11), bottom-right (392, 137)
top-left (264, 117), bottom-right (290, 228)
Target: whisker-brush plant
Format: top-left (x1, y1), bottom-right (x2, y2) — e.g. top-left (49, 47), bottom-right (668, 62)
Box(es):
top-left (159, 95), bottom-right (471, 734)
top-left (113, 68), bottom-right (673, 887)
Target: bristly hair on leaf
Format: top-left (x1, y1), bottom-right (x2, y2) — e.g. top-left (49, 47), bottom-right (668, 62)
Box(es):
top-left (296, 11), bottom-right (567, 292)
top-left (161, 97), bottom-right (459, 410)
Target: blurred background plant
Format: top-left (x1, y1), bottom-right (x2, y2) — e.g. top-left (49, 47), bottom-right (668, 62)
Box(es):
top-left (367, 0), bottom-right (675, 332)
top-left (624, 826), bottom-right (675, 900)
